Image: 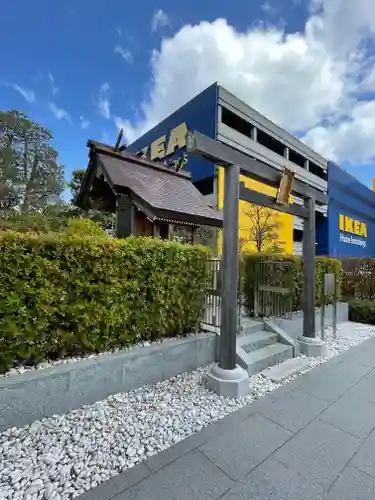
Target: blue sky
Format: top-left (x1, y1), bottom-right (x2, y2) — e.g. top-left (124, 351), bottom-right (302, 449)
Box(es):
top-left (1, 0), bottom-right (375, 195)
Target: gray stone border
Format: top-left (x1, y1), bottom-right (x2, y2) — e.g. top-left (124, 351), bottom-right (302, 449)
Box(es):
top-left (0, 332), bottom-right (218, 431)
top-left (270, 302), bottom-right (348, 341)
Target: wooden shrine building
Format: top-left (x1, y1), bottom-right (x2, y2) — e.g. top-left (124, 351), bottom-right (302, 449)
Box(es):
top-left (76, 140), bottom-right (223, 241)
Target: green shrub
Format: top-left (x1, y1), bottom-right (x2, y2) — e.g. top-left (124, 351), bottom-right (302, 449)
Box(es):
top-left (0, 212), bottom-right (70, 234)
top-left (0, 208), bottom-right (115, 236)
top-left (349, 299), bottom-right (375, 325)
top-left (64, 218), bottom-right (108, 238)
top-left (242, 253), bottom-right (342, 316)
top-left (0, 232), bottom-right (210, 373)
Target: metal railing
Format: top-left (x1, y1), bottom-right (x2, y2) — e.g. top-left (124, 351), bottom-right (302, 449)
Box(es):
top-left (202, 258), bottom-right (243, 332)
top-left (202, 258), bottom-right (221, 330)
top-left (253, 261), bottom-right (293, 319)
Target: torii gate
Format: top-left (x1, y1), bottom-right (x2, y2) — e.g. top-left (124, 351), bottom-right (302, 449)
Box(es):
top-left (186, 131), bottom-right (328, 398)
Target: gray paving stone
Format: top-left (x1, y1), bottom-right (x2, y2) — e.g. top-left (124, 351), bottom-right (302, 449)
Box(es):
top-left (262, 357), bottom-right (310, 383)
top-left (145, 423), bottom-right (220, 472)
top-left (145, 395), bottom-right (278, 473)
top-left (113, 450), bottom-right (234, 500)
top-left (324, 360), bottom-right (372, 382)
top-left (319, 394), bottom-right (375, 438)
top-left (297, 369), bottom-right (360, 402)
top-left (342, 344), bottom-right (375, 368)
top-left (301, 340), bottom-right (375, 378)
top-left (273, 419), bottom-right (361, 489)
top-left (325, 466), bottom-right (375, 499)
top-left (301, 351), bottom-right (346, 374)
top-left (351, 432), bottom-right (375, 478)
top-left (77, 463), bottom-right (150, 500)
top-left (219, 458), bottom-right (325, 500)
top-left (320, 351), bottom-right (351, 367)
top-left (337, 349), bottom-right (375, 370)
top-left (268, 373), bottom-right (307, 399)
top-left (220, 393), bottom-right (276, 425)
top-left (199, 413), bottom-right (292, 481)
top-left (346, 377), bottom-right (375, 404)
top-left (257, 388), bottom-right (328, 433)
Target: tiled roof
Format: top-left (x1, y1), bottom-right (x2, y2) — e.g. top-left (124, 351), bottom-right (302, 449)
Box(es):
top-left (87, 141), bottom-right (223, 228)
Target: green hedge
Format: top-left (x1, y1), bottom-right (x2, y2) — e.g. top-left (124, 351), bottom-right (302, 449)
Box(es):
top-left (0, 232), bottom-right (210, 373)
top-left (242, 253), bottom-right (342, 316)
top-left (349, 299), bottom-right (375, 325)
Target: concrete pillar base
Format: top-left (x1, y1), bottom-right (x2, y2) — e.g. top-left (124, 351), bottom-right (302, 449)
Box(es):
top-left (298, 336), bottom-right (327, 357)
top-left (207, 364), bottom-right (249, 399)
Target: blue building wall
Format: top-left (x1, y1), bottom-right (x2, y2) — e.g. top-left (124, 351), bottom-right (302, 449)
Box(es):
top-left (127, 83), bottom-right (218, 183)
top-left (325, 162), bottom-right (375, 258)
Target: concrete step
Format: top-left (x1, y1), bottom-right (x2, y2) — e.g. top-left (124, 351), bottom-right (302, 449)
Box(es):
top-left (239, 331), bottom-right (279, 353)
top-left (261, 357), bottom-right (310, 383)
top-left (242, 343), bottom-right (294, 376)
top-left (239, 318), bottom-right (265, 336)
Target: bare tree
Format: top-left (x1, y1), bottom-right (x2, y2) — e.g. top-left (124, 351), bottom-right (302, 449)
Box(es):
top-left (241, 204), bottom-right (283, 252)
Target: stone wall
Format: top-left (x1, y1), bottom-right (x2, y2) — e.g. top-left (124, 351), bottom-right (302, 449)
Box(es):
top-left (271, 302), bottom-right (349, 341)
top-left (0, 333), bottom-right (218, 432)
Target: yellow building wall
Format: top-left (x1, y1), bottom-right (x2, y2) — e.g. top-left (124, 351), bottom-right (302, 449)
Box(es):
top-left (217, 166), bottom-right (293, 254)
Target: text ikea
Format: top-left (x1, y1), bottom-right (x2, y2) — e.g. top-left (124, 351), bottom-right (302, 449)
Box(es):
top-left (339, 214), bottom-right (367, 238)
top-left (141, 122), bottom-right (188, 161)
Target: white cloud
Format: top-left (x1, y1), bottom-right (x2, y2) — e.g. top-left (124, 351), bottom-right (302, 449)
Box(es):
top-left (98, 83), bottom-right (111, 120)
top-left (151, 9), bottom-right (170, 32)
top-left (261, 1), bottom-right (276, 14)
top-left (115, 0), bottom-right (375, 166)
top-left (79, 116), bottom-right (90, 129)
top-left (116, 27), bottom-right (122, 37)
top-left (47, 72), bottom-right (59, 97)
top-left (49, 102), bottom-right (71, 122)
top-left (11, 84), bottom-right (36, 103)
top-left (115, 18), bottom-right (346, 142)
top-left (114, 45), bottom-right (133, 63)
top-left (303, 100), bottom-right (375, 163)
top-left (310, 0), bottom-right (375, 59)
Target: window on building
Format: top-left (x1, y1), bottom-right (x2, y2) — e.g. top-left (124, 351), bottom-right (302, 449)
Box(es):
top-left (309, 161), bottom-right (327, 181)
top-left (289, 149), bottom-right (306, 169)
top-left (256, 129), bottom-right (285, 156)
top-left (293, 228), bottom-right (303, 242)
top-left (221, 106), bottom-right (327, 183)
top-left (193, 176), bottom-right (214, 196)
top-left (221, 107), bottom-right (253, 139)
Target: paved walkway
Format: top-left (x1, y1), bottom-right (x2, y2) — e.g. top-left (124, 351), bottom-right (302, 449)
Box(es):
top-left (79, 337), bottom-right (375, 500)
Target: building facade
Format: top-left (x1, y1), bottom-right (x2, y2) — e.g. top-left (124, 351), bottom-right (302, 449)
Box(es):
top-left (128, 83), bottom-right (375, 258)
top-left (316, 163), bottom-right (375, 257)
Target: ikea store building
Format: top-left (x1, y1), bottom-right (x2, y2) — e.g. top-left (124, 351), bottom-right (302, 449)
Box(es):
top-left (128, 83), bottom-right (375, 258)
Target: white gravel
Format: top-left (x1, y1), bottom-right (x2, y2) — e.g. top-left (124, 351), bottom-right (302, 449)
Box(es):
top-left (0, 321), bottom-right (374, 500)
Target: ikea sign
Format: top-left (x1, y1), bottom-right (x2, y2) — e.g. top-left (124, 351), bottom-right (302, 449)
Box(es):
top-left (339, 213), bottom-right (367, 248)
top-left (140, 122), bottom-right (188, 161)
